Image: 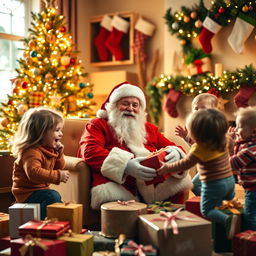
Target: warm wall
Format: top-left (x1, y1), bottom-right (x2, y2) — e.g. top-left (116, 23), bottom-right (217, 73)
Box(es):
top-left (164, 0), bottom-right (256, 149)
top-left (76, 0), bottom-right (165, 109)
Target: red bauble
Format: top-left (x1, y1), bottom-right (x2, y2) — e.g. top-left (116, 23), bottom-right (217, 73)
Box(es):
top-left (21, 81), bottom-right (28, 89)
top-left (70, 58), bottom-right (76, 64)
top-left (218, 7), bottom-right (225, 14)
top-left (8, 100), bottom-right (13, 105)
top-left (59, 26), bottom-right (66, 32)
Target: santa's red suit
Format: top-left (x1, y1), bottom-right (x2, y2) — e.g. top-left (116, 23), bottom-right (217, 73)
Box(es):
top-left (78, 82), bottom-right (192, 209)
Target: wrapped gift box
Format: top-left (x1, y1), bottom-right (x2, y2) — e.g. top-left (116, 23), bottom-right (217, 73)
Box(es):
top-left (233, 230), bottom-right (256, 256)
top-left (0, 248), bottom-right (10, 256)
top-left (120, 240), bottom-right (157, 256)
top-left (19, 220), bottom-right (70, 238)
top-left (58, 233), bottom-right (93, 256)
top-left (0, 213), bottom-right (9, 238)
top-left (0, 237), bottom-right (10, 251)
top-left (101, 201), bottom-right (147, 238)
top-left (47, 203), bottom-right (83, 233)
top-left (185, 196), bottom-right (204, 218)
top-left (147, 201), bottom-right (184, 214)
top-left (187, 57), bottom-right (212, 76)
top-left (85, 231), bottom-right (116, 252)
top-left (138, 210), bottom-right (212, 256)
top-left (141, 148), bottom-right (172, 186)
top-left (213, 201), bottom-right (244, 253)
top-left (9, 203), bottom-right (40, 239)
top-left (11, 236), bottom-right (66, 256)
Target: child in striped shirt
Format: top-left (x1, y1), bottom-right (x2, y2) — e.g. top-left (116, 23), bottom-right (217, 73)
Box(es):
top-left (229, 106), bottom-right (256, 230)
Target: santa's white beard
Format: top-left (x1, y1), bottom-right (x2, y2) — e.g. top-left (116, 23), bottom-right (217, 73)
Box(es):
top-left (107, 107), bottom-right (150, 157)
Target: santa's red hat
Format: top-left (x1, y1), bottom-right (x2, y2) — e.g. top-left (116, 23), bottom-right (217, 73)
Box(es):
top-left (97, 81), bottom-right (146, 118)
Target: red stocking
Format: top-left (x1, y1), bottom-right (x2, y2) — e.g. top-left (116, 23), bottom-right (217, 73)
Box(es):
top-left (199, 16), bottom-right (222, 53)
top-left (234, 85), bottom-right (256, 108)
top-left (132, 17), bottom-right (155, 62)
top-left (94, 15), bottom-right (112, 61)
top-left (164, 89), bottom-right (182, 118)
top-left (105, 15), bottom-right (129, 61)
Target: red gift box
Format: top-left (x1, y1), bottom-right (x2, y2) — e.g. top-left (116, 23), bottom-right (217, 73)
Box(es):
top-left (0, 237), bottom-right (10, 251)
top-left (19, 220), bottom-right (70, 239)
top-left (11, 236), bottom-right (66, 256)
top-left (233, 230), bottom-right (256, 256)
top-left (141, 149), bottom-right (171, 185)
top-left (185, 196), bottom-right (204, 218)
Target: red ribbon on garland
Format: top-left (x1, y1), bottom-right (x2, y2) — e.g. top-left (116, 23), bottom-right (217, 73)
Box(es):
top-left (193, 59), bottom-right (203, 74)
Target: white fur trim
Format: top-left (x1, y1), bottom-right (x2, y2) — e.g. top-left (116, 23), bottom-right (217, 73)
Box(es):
top-left (91, 182), bottom-right (138, 209)
top-left (101, 147), bottom-right (134, 183)
top-left (101, 15), bottom-right (112, 31)
top-left (96, 109), bottom-right (108, 119)
top-left (135, 17), bottom-right (155, 36)
top-left (203, 16), bottom-right (222, 34)
top-left (109, 83), bottom-right (146, 110)
top-left (111, 15), bottom-right (130, 33)
top-left (136, 173), bottom-right (192, 204)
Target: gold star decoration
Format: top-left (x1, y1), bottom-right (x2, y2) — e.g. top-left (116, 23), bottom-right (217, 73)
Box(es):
top-left (217, 96), bottom-right (229, 111)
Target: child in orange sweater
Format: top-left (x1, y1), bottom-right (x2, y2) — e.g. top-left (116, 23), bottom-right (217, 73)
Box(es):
top-left (11, 107), bottom-right (70, 219)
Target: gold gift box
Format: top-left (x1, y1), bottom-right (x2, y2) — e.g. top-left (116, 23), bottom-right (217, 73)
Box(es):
top-left (0, 213), bottom-right (9, 238)
top-left (138, 210), bottom-right (212, 256)
top-left (47, 203), bottom-right (83, 234)
top-left (58, 233), bottom-right (93, 256)
top-left (187, 57), bottom-right (212, 76)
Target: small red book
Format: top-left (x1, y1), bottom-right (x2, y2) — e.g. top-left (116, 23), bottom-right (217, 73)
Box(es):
top-left (141, 148), bottom-right (171, 185)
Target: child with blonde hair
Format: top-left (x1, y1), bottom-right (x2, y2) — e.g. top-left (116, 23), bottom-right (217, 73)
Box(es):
top-left (158, 108), bottom-right (237, 239)
top-left (175, 93), bottom-right (218, 196)
top-left (229, 106), bottom-right (256, 230)
top-left (12, 107), bottom-right (70, 219)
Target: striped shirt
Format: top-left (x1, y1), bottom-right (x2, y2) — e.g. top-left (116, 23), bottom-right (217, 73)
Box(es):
top-left (229, 138), bottom-right (256, 191)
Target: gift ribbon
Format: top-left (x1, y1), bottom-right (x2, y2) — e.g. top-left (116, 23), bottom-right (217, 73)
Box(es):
top-left (107, 200), bottom-right (137, 208)
top-left (19, 235), bottom-right (48, 256)
top-left (63, 201), bottom-right (74, 206)
top-left (193, 59), bottom-right (203, 74)
top-left (121, 240), bottom-right (156, 256)
top-left (218, 198), bottom-right (243, 214)
top-left (151, 208), bottom-right (199, 236)
top-left (241, 231), bottom-right (256, 240)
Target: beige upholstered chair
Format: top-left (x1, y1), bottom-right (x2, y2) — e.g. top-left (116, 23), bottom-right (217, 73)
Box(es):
top-left (51, 118), bottom-right (100, 229)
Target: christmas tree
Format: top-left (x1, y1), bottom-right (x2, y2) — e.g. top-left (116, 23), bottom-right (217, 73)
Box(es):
top-left (0, 0), bottom-right (95, 151)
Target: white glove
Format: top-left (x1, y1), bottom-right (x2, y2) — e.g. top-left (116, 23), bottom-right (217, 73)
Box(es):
top-left (125, 157), bottom-right (157, 181)
top-left (164, 146), bottom-right (181, 163)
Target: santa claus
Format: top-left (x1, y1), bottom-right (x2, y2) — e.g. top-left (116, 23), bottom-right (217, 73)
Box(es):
top-left (78, 82), bottom-right (192, 209)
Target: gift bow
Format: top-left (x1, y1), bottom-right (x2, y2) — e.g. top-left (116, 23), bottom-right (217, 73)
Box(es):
top-left (151, 208), bottom-right (199, 236)
top-left (218, 198), bottom-right (243, 210)
top-left (0, 212), bottom-right (8, 220)
top-left (121, 240), bottom-right (156, 256)
top-left (241, 231), bottom-right (256, 240)
top-left (36, 218), bottom-right (58, 230)
top-left (19, 235), bottom-right (48, 256)
top-left (117, 200), bottom-right (135, 205)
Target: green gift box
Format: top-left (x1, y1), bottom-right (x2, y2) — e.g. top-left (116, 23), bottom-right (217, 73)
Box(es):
top-left (58, 233), bottom-right (93, 256)
top-left (147, 201), bottom-right (184, 214)
top-left (120, 240), bottom-right (157, 256)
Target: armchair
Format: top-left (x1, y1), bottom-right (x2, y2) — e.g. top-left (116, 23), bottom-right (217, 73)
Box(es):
top-left (50, 118), bottom-right (101, 230)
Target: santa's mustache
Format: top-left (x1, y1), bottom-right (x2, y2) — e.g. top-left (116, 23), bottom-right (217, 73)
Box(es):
top-left (121, 111), bottom-right (136, 118)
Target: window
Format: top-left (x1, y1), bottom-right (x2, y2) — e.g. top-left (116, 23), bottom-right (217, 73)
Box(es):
top-left (0, 0), bottom-right (35, 101)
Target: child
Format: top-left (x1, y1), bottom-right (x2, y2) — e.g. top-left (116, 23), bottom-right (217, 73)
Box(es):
top-left (229, 106), bottom-right (256, 230)
top-left (175, 93), bottom-right (218, 196)
top-left (11, 107), bottom-right (70, 220)
top-left (158, 108), bottom-right (237, 239)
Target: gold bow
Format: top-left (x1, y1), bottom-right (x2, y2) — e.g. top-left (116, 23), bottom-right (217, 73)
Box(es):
top-left (19, 235), bottom-right (48, 256)
top-left (218, 198), bottom-right (243, 210)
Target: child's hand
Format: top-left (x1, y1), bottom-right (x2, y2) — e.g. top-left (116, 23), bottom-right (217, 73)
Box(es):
top-left (56, 141), bottom-right (64, 154)
top-left (228, 126), bottom-right (236, 141)
top-left (60, 170), bottom-right (70, 183)
top-left (175, 125), bottom-right (188, 139)
top-left (157, 161), bottom-right (171, 175)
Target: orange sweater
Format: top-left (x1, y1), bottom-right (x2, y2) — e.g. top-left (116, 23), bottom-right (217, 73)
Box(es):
top-left (12, 146), bottom-right (65, 202)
